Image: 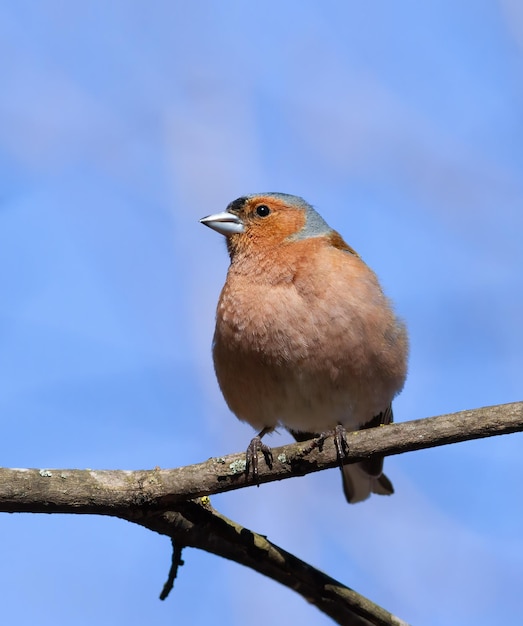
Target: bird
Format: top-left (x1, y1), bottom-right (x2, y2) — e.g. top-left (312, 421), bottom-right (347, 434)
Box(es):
top-left (200, 192), bottom-right (408, 503)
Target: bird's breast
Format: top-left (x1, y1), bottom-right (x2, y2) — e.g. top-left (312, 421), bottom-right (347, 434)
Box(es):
top-left (212, 263), bottom-right (407, 433)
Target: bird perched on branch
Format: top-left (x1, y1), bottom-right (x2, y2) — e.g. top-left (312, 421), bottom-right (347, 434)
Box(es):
top-left (200, 193), bottom-right (408, 503)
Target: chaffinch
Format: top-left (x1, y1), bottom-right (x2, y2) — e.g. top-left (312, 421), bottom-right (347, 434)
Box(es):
top-left (201, 193), bottom-right (408, 503)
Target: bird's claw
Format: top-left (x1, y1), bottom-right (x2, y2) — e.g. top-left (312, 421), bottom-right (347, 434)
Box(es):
top-left (302, 424), bottom-right (349, 469)
top-left (333, 424), bottom-right (349, 461)
top-left (245, 435), bottom-right (273, 483)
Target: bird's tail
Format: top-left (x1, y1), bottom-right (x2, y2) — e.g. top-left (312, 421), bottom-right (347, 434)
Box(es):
top-left (341, 457), bottom-right (393, 504)
top-left (342, 405), bottom-right (395, 503)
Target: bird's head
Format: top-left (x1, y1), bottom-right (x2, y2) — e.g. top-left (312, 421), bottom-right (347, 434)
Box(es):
top-left (200, 193), bottom-right (337, 258)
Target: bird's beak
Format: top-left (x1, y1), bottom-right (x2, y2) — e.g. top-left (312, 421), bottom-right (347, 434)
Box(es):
top-left (199, 211), bottom-right (244, 236)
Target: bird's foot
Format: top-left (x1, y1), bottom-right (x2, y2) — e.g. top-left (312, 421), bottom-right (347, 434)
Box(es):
top-left (245, 435), bottom-right (273, 484)
top-left (303, 425), bottom-right (349, 468)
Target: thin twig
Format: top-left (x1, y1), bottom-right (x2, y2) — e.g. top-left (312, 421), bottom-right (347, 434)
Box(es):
top-left (159, 538), bottom-right (184, 600)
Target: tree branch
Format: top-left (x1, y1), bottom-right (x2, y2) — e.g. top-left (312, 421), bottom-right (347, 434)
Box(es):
top-left (125, 498), bottom-right (409, 626)
top-left (0, 402), bottom-right (521, 625)
top-left (0, 402), bottom-right (520, 513)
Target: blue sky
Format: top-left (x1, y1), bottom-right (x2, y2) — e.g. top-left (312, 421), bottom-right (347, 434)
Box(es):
top-left (1, 2), bottom-right (522, 624)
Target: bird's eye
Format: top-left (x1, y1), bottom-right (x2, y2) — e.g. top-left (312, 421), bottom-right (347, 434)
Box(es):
top-left (255, 205), bottom-right (271, 217)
